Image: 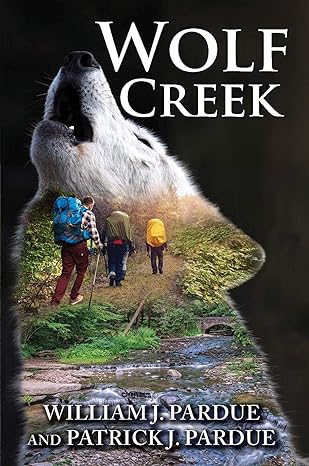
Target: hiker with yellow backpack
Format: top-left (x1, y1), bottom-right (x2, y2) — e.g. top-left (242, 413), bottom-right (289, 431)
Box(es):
top-left (146, 218), bottom-right (167, 274)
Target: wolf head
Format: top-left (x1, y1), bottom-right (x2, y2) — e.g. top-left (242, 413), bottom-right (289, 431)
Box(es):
top-left (30, 51), bottom-right (198, 202)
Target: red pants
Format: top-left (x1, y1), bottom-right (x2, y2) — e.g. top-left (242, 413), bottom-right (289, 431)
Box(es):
top-left (51, 242), bottom-right (89, 304)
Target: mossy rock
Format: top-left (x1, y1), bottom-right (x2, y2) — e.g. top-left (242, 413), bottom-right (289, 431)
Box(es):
top-left (232, 393), bottom-right (282, 415)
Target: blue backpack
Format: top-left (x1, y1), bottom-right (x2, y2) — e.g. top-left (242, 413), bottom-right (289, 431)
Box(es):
top-left (53, 196), bottom-right (91, 245)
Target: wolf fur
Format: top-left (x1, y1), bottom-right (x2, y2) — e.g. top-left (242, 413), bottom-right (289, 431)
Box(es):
top-left (30, 53), bottom-right (199, 203)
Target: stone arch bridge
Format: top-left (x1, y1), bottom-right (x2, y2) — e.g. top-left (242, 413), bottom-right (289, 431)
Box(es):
top-left (199, 317), bottom-right (235, 334)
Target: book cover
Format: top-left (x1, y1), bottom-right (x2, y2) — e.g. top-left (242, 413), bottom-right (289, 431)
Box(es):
top-left (2, 1), bottom-right (309, 465)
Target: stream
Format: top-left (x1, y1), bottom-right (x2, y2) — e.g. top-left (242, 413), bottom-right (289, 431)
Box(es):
top-left (24, 335), bottom-right (298, 466)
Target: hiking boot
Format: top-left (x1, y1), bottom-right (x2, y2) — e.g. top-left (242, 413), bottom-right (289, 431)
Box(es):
top-left (115, 280), bottom-right (122, 287)
top-left (109, 276), bottom-right (115, 286)
top-left (70, 294), bottom-right (83, 305)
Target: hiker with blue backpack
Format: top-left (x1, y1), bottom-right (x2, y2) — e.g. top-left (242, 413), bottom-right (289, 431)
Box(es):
top-left (51, 195), bottom-right (103, 306)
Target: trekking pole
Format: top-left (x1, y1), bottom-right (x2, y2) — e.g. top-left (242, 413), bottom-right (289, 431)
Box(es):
top-left (88, 240), bottom-right (97, 274)
top-left (88, 239), bottom-right (94, 267)
top-left (88, 250), bottom-right (100, 311)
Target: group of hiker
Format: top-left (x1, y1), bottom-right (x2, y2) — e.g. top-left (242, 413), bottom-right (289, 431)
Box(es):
top-left (50, 195), bottom-right (167, 307)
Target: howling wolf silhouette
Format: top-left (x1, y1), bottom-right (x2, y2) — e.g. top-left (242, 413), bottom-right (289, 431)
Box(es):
top-left (12, 51), bottom-right (297, 466)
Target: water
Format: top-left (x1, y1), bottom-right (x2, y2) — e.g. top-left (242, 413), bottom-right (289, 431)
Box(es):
top-left (25, 336), bottom-right (296, 465)
top-left (88, 366), bottom-right (210, 391)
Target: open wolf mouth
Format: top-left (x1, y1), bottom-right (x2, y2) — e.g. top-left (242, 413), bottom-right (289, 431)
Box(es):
top-left (50, 84), bottom-right (93, 144)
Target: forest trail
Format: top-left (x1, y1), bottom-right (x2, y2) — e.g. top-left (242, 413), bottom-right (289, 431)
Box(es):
top-left (83, 251), bottom-right (185, 309)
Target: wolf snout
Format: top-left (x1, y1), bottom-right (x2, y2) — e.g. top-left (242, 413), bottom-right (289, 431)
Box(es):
top-left (62, 51), bottom-right (100, 72)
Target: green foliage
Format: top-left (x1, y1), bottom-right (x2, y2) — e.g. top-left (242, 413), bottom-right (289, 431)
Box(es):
top-left (170, 222), bottom-right (263, 304)
top-left (124, 327), bottom-right (160, 349)
top-left (188, 299), bottom-right (235, 317)
top-left (147, 297), bottom-right (236, 338)
top-left (53, 460), bottom-right (73, 466)
top-left (22, 395), bottom-right (33, 407)
top-left (183, 299), bottom-right (209, 317)
top-left (233, 320), bottom-right (255, 348)
top-left (157, 306), bottom-right (199, 338)
top-left (17, 195), bottom-right (61, 307)
top-left (57, 327), bottom-right (160, 364)
top-left (228, 358), bottom-right (259, 376)
top-left (21, 343), bottom-right (38, 359)
top-left (22, 303), bottom-right (124, 353)
top-left (17, 194), bottom-right (263, 349)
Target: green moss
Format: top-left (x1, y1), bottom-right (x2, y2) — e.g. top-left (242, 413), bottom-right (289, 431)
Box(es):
top-left (232, 393), bottom-right (282, 416)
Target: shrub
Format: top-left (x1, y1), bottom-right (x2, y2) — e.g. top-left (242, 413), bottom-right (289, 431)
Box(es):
top-left (157, 306), bottom-right (199, 338)
top-left (21, 343), bottom-right (37, 359)
top-left (17, 195), bottom-right (62, 307)
top-left (123, 327), bottom-right (160, 350)
top-left (187, 299), bottom-right (235, 317)
top-left (57, 327), bottom-right (160, 364)
top-left (233, 320), bottom-right (255, 348)
top-left (22, 303), bottom-right (124, 353)
top-left (148, 298), bottom-right (235, 338)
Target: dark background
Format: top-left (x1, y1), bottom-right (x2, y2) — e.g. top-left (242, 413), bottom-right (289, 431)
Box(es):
top-left (2, 0), bottom-right (309, 463)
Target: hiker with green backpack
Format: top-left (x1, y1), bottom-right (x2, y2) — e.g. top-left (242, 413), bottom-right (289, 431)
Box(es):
top-left (104, 210), bottom-right (135, 287)
top-left (50, 195), bottom-right (103, 306)
top-left (146, 218), bottom-right (168, 274)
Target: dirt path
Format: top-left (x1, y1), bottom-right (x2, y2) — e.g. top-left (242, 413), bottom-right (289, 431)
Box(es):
top-left (85, 252), bottom-right (185, 308)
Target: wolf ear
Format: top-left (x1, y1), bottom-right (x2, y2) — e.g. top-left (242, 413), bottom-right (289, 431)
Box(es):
top-left (126, 119), bottom-right (167, 157)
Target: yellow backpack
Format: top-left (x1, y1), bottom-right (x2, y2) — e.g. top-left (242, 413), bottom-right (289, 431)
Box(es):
top-left (146, 218), bottom-right (167, 247)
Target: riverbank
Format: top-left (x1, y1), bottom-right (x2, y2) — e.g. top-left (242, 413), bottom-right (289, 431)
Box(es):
top-left (22, 335), bottom-right (298, 466)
